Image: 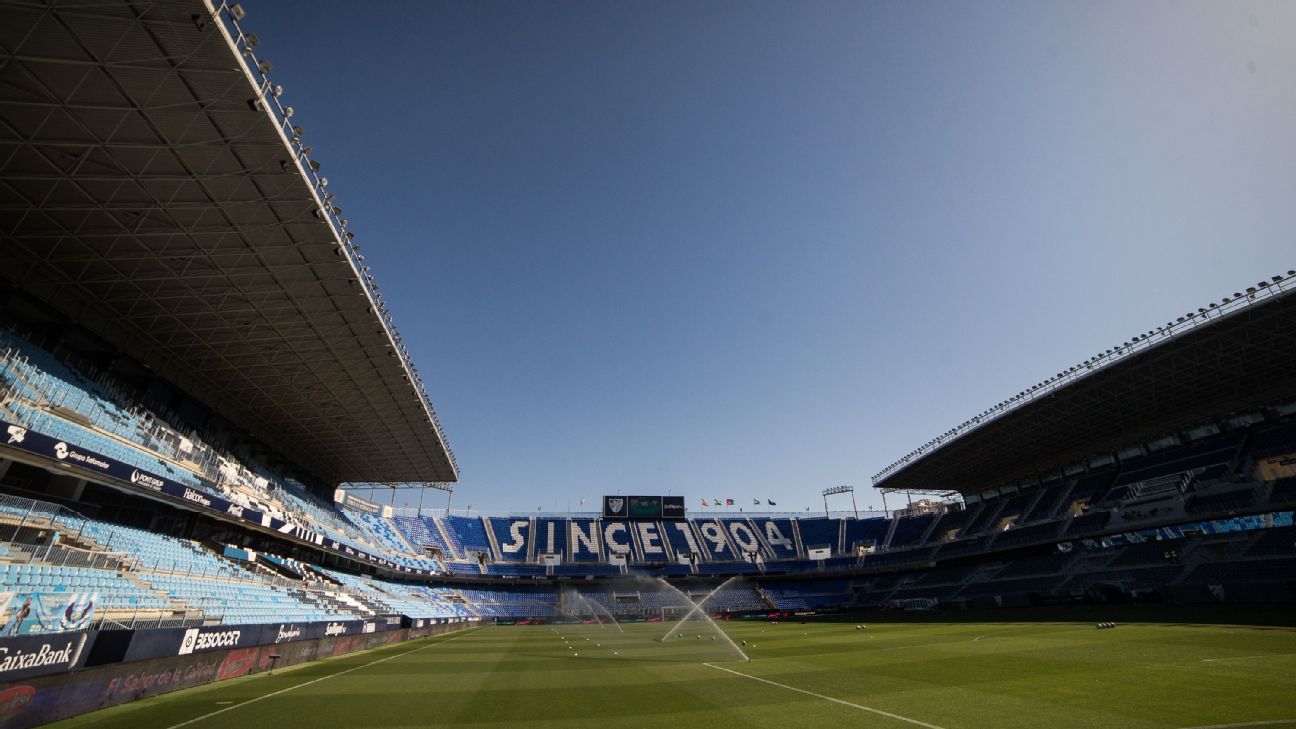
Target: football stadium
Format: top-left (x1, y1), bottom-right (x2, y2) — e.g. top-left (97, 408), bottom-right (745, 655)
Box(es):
top-left (1, 1), bottom-right (1294, 727)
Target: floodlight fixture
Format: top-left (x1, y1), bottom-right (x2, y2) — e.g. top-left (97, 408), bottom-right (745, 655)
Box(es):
top-left (822, 485), bottom-right (858, 519)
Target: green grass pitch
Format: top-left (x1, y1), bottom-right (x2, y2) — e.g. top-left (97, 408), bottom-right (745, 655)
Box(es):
top-left (48, 612), bottom-right (1296, 729)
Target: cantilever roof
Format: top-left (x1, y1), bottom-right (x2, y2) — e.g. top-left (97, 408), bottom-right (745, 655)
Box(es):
top-left (0, 0), bottom-right (457, 483)
top-left (873, 277), bottom-right (1296, 496)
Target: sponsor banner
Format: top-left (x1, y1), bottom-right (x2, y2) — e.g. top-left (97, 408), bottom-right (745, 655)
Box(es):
top-left (0, 420), bottom-right (430, 578)
top-left (662, 496), bottom-right (686, 519)
top-left (124, 625), bottom-right (252, 663)
top-left (339, 492), bottom-right (383, 516)
top-left (122, 621), bottom-right (378, 663)
top-left (0, 422), bottom-right (171, 500)
top-left (0, 625), bottom-right (464, 729)
top-left (0, 632), bottom-right (92, 682)
top-left (1, 593), bottom-right (97, 637)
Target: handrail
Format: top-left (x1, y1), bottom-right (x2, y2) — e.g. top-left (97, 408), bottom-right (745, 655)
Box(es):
top-left (873, 269), bottom-right (1296, 486)
top-left (205, 0), bottom-right (458, 478)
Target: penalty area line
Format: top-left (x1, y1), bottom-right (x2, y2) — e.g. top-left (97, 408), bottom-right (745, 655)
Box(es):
top-left (703, 663), bottom-right (948, 729)
top-left (165, 628), bottom-right (478, 729)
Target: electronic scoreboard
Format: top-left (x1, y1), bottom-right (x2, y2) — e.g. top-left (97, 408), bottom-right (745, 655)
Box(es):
top-left (602, 495), bottom-right (685, 519)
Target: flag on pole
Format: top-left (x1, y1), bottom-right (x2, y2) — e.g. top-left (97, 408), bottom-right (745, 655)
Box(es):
top-left (714, 497), bottom-right (722, 505)
top-left (753, 499), bottom-right (760, 505)
top-left (725, 498), bottom-right (734, 506)
top-left (767, 499), bottom-right (777, 506)
top-left (701, 498), bottom-right (709, 507)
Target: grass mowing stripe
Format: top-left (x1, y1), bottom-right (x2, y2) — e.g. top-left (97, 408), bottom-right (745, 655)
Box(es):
top-left (163, 628), bottom-right (478, 729)
top-left (1201, 653), bottom-right (1296, 663)
top-left (1176, 716), bottom-right (1296, 721)
top-left (703, 662), bottom-right (949, 729)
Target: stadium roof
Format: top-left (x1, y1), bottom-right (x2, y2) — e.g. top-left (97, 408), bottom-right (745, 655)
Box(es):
top-left (873, 272), bottom-right (1296, 496)
top-left (0, 0), bottom-right (457, 484)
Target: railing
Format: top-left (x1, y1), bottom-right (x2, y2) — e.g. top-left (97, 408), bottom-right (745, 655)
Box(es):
top-left (393, 507), bottom-right (889, 520)
top-left (205, 0), bottom-right (458, 478)
top-left (0, 343), bottom-right (395, 554)
top-left (873, 269), bottom-right (1296, 486)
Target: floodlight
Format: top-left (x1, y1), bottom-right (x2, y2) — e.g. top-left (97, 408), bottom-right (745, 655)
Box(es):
top-left (230, 4), bottom-right (246, 20)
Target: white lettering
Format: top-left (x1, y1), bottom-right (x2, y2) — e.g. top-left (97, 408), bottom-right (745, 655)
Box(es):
top-left (764, 521), bottom-right (794, 551)
top-left (603, 523), bottom-right (630, 554)
top-left (570, 521), bottom-right (599, 557)
top-left (699, 522), bottom-right (728, 554)
top-left (728, 522), bottom-right (759, 552)
top-left (672, 522), bottom-right (701, 555)
top-left (637, 522), bottom-right (664, 556)
top-left (0, 638), bottom-right (83, 675)
top-left (182, 488), bottom-right (213, 508)
top-left (502, 520), bottom-right (527, 554)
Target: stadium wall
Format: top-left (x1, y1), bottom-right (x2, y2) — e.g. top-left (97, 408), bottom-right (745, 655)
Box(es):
top-left (0, 621), bottom-right (469, 728)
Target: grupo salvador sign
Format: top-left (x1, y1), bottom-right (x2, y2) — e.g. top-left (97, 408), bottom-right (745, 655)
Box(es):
top-left (0, 420), bottom-right (433, 576)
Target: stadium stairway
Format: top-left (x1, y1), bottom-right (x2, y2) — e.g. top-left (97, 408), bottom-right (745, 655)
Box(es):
top-left (881, 513), bottom-right (902, 547)
top-left (482, 516), bottom-right (504, 561)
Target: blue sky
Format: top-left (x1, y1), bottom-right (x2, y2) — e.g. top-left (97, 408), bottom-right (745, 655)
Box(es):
top-left (246, 1), bottom-right (1295, 513)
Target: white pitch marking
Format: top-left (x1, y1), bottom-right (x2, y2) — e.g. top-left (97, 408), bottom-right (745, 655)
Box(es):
top-left (973, 635), bottom-right (987, 642)
top-left (165, 629), bottom-right (477, 729)
top-left (704, 663), bottom-right (948, 729)
top-left (1177, 720), bottom-right (1296, 729)
top-left (1202, 653), bottom-right (1296, 663)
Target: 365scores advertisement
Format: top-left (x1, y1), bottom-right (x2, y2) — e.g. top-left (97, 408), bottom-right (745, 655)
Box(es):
top-left (602, 495), bottom-right (685, 519)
